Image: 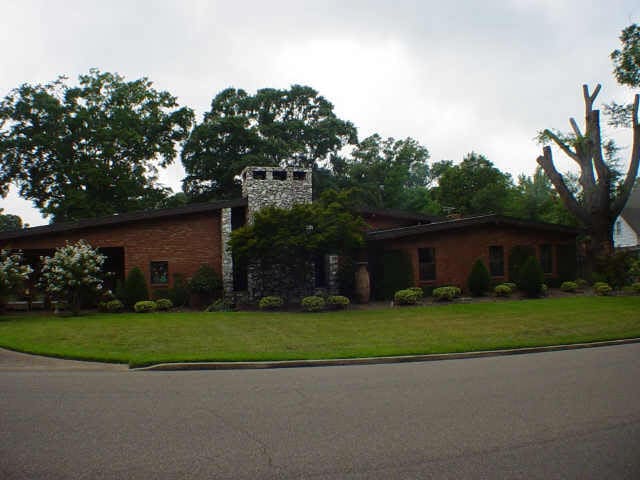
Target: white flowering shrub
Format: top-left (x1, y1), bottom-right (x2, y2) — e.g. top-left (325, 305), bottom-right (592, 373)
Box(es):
top-left (39, 240), bottom-right (106, 315)
top-left (0, 250), bottom-right (33, 308)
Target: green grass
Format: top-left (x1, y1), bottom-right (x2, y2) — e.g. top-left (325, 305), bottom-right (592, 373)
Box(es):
top-left (0, 296), bottom-right (639, 367)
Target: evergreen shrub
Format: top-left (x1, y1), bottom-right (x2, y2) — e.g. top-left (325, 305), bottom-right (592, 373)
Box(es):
top-left (259, 296), bottom-right (284, 310)
top-left (122, 267), bottom-right (149, 308)
top-left (494, 284), bottom-right (512, 297)
top-left (560, 281), bottom-right (579, 293)
top-left (517, 256), bottom-right (545, 298)
top-left (301, 295), bottom-right (326, 312)
top-left (508, 245), bottom-right (536, 285)
top-left (372, 250), bottom-right (413, 300)
top-left (394, 288), bottom-right (422, 305)
top-left (155, 298), bottom-right (173, 311)
top-left (106, 299), bottom-right (124, 313)
top-left (432, 286), bottom-right (461, 302)
top-left (593, 282), bottom-right (612, 296)
top-left (169, 274), bottom-right (190, 307)
top-left (326, 295), bottom-right (350, 310)
top-left (205, 298), bottom-right (234, 312)
top-left (468, 259), bottom-right (491, 296)
top-left (134, 300), bottom-right (157, 313)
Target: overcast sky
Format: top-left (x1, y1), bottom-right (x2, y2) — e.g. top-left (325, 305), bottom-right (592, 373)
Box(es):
top-left (1, 0), bottom-right (638, 226)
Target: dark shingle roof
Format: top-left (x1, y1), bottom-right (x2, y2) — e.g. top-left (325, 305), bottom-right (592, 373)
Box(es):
top-left (621, 188), bottom-right (640, 233)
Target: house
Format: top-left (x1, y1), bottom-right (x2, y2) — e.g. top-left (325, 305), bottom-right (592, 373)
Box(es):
top-left (0, 166), bottom-right (579, 301)
top-left (614, 188), bottom-right (640, 249)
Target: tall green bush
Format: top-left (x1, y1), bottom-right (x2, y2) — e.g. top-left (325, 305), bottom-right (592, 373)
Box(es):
top-left (508, 245), bottom-right (536, 285)
top-left (169, 274), bottom-right (190, 307)
top-left (122, 267), bottom-right (149, 308)
top-left (518, 256), bottom-right (545, 298)
top-left (468, 259), bottom-right (491, 296)
top-left (372, 250), bottom-right (414, 300)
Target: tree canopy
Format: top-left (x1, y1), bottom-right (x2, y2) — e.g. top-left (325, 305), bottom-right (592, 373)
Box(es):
top-left (181, 85), bottom-right (357, 201)
top-left (0, 209), bottom-right (23, 231)
top-left (0, 69), bottom-right (194, 221)
top-left (611, 23), bottom-right (640, 88)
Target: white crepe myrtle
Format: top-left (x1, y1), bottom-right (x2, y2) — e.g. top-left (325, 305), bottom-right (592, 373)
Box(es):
top-left (39, 240), bottom-right (106, 315)
top-left (0, 249), bottom-right (32, 308)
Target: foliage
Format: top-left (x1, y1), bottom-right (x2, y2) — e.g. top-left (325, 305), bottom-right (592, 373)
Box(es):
top-left (503, 282), bottom-right (517, 291)
top-left (575, 278), bottom-right (589, 288)
top-left (205, 298), bottom-right (235, 312)
top-left (106, 299), bottom-right (124, 313)
top-left (468, 259), bottom-right (491, 296)
top-left (541, 284), bottom-right (549, 297)
top-left (38, 240), bottom-right (105, 315)
top-left (326, 295), bottom-right (350, 310)
top-left (301, 295), bottom-right (326, 312)
top-left (155, 298), bottom-right (173, 311)
top-left (593, 282), bottom-right (612, 296)
top-left (371, 249), bottom-right (414, 300)
top-left (560, 281), bottom-right (579, 293)
top-left (508, 245), bottom-right (536, 285)
top-left (188, 264), bottom-right (222, 295)
top-left (494, 284), bottom-right (512, 297)
top-left (432, 286), bottom-right (461, 302)
top-left (181, 85), bottom-right (357, 201)
top-left (517, 257), bottom-right (545, 298)
top-left (0, 69), bottom-right (194, 221)
top-left (556, 244), bottom-right (578, 281)
top-left (0, 209), bottom-right (23, 231)
top-left (169, 274), bottom-right (190, 307)
top-left (121, 267), bottom-right (149, 309)
top-left (134, 300), bottom-right (157, 313)
top-left (336, 257), bottom-right (356, 298)
top-left (594, 251), bottom-right (637, 288)
top-left (259, 296), bottom-right (284, 310)
top-left (611, 24), bottom-right (640, 88)
top-left (393, 288), bottom-right (422, 305)
top-left (631, 282), bottom-right (640, 293)
top-left (0, 249), bottom-right (32, 306)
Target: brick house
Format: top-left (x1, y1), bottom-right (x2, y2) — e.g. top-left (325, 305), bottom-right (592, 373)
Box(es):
top-left (0, 166), bottom-right (579, 301)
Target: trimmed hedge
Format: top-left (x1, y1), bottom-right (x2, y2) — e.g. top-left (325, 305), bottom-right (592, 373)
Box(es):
top-left (494, 284), bottom-right (512, 297)
top-left (593, 282), bottom-right (612, 296)
top-left (155, 298), bottom-right (173, 311)
top-left (106, 299), bottom-right (124, 313)
top-left (301, 296), bottom-right (326, 312)
top-left (134, 300), bottom-right (157, 313)
top-left (394, 288), bottom-right (422, 305)
top-left (326, 295), bottom-right (350, 310)
top-left (560, 281), bottom-right (579, 293)
top-left (259, 296), bottom-right (284, 310)
top-left (432, 286), bottom-right (461, 302)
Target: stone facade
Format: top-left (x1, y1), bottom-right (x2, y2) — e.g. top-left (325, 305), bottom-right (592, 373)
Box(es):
top-left (221, 208), bottom-right (234, 295)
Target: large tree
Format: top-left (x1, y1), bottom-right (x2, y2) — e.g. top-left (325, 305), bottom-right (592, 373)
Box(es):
top-left (0, 69), bottom-right (194, 222)
top-left (181, 85), bottom-right (357, 201)
top-left (0, 208), bottom-right (23, 231)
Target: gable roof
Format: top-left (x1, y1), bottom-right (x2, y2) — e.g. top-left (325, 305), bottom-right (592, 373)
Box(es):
top-left (620, 188), bottom-right (640, 233)
top-left (0, 198), bottom-right (247, 242)
top-left (366, 214), bottom-right (580, 241)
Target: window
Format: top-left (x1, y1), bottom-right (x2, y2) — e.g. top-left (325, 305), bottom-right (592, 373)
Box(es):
top-left (540, 244), bottom-right (553, 274)
top-left (252, 170), bottom-right (266, 180)
top-left (616, 220), bottom-right (622, 235)
top-left (418, 248), bottom-right (436, 281)
top-left (489, 246), bottom-right (504, 276)
top-left (293, 171), bottom-right (306, 181)
top-left (314, 255), bottom-right (327, 288)
top-left (150, 261), bottom-right (168, 285)
top-left (272, 170), bottom-right (287, 180)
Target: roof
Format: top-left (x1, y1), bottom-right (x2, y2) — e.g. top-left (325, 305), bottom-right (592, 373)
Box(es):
top-left (355, 207), bottom-right (440, 223)
top-left (0, 198), bottom-right (247, 242)
top-left (366, 214), bottom-right (581, 241)
top-left (620, 188), bottom-right (640, 233)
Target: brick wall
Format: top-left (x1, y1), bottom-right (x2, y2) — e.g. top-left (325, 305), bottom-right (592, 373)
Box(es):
top-left (3, 211), bottom-right (222, 289)
top-left (378, 224), bottom-right (576, 290)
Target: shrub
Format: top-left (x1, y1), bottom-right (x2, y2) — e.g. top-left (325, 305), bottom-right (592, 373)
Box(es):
top-left (595, 251), bottom-right (636, 288)
top-left (259, 296), bottom-right (284, 310)
top-left (205, 298), bottom-right (234, 312)
top-left (189, 264), bottom-right (222, 296)
top-left (504, 282), bottom-right (517, 291)
top-left (301, 295), bottom-right (326, 312)
top-left (468, 259), bottom-right (491, 296)
top-left (432, 286), bottom-right (461, 302)
top-left (106, 299), bottom-right (124, 313)
top-left (122, 267), bottom-right (149, 308)
top-left (631, 282), bottom-right (640, 294)
top-left (0, 249), bottom-right (32, 309)
top-left (575, 278), bottom-right (589, 288)
top-left (560, 281), bottom-right (579, 293)
top-left (394, 288), bottom-right (422, 305)
top-left (508, 245), bottom-right (536, 285)
top-left (494, 284), bottom-right (512, 297)
top-left (152, 288), bottom-right (170, 300)
top-left (541, 284), bottom-right (549, 296)
top-left (326, 295), bottom-right (350, 310)
top-left (134, 300), bottom-right (157, 313)
top-left (593, 282), bottom-right (612, 296)
top-left (408, 287), bottom-right (424, 298)
top-left (155, 298), bottom-right (173, 311)
top-left (372, 250), bottom-right (414, 300)
top-left (169, 274), bottom-right (190, 307)
top-left (517, 256), bottom-right (545, 298)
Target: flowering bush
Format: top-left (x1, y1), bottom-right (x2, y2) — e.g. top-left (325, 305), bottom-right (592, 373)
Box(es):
top-left (0, 249), bottom-right (32, 309)
top-left (39, 240), bottom-right (106, 315)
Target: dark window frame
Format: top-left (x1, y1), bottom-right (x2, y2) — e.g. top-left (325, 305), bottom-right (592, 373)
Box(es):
top-left (418, 247), bottom-right (436, 281)
top-left (272, 170), bottom-right (287, 180)
top-left (252, 170), bottom-right (266, 180)
top-left (489, 245), bottom-right (505, 277)
top-left (150, 261), bottom-right (169, 285)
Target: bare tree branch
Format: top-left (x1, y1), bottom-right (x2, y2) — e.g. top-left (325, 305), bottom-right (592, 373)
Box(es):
top-left (543, 129), bottom-right (579, 162)
top-left (612, 94), bottom-right (640, 216)
top-left (569, 118), bottom-right (582, 137)
top-left (589, 109), bottom-right (609, 183)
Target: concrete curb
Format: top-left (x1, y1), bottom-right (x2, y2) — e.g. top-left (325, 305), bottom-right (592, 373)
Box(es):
top-left (132, 337), bottom-right (640, 371)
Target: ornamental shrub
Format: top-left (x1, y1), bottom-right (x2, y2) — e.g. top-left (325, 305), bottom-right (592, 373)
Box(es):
top-left (432, 286), bottom-right (461, 302)
top-left (468, 259), bottom-right (491, 296)
top-left (122, 267), bottom-right (149, 308)
top-left (575, 278), bottom-right (589, 288)
top-left (326, 295), bottom-right (350, 310)
top-left (205, 298), bottom-right (234, 312)
top-left (593, 282), bottom-right (612, 296)
top-left (517, 256), bottom-right (545, 298)
top-left (189, 264), bottom-right (222, 295)
top-left (38, 240), bottom-right (105, 315)
top-left (259, 296), bottom-right (284, 310)
top-left (631, 282), bottom-right (640, 294)
top-left (394, 288), bottom-right (422, 305)
top-left (560, 281), bottom-right (579, 293)
top-left (407, 287), bottom-right (424, 299)
top-left (504, 282), bottom-right (517, 291)
top-left (541, 284), bottom-right (549, 296)
top-left (134, 300), bottom-right (157, 313)
top-left (0, 249), bottom-right (32, 310)
top-left (372, 250), bottom-right (414, 300)
top-left (301, 295), bottom-right (326, 312)
top-left (106, 299), bottom-right (124, 313)
top-left (508, 245), bottom-right (536, 285)
top-left (155, 298), bottom-right (173, 311)
top-left (169, 274), bottom-right (190, 307)
top-left (494, 284), bottom-right (512, 297)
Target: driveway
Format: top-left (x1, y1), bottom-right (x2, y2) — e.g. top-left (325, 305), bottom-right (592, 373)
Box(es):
top-left (1, 344), bottom-right (639, 479)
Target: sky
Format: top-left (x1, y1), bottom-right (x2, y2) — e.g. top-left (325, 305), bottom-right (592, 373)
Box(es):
top-left (1, 0), bottom-right (638, 226)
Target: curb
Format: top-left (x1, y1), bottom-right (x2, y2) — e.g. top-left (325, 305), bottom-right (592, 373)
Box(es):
top-left (131, 337), bottom-right (640, 371)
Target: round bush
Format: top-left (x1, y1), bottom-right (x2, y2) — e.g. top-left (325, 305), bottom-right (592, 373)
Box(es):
top-left (575, 278), bottom-right (589, 288)
top-left (205, 298), bottom-right (234, 312)
top-left (394, 288), bottom-right (422, 305)
top-left (134, 300), bottom-right (157, 313)
top-left (504, 282), bottom-right (517, 291)
top-left (468, 259), bottom-right (491, 296)
top-left (301, 295), bottom-right (326, 312)
top-left (494, 284), bottom-right (512, 297)
top-left (155, 298), bottom-right (173, 311)
top-left (432, 286), bottom-right (461, 302)
top-left (326, 295), bottom-right (350, 310)
top-left (560, 281), bottom-right (579, 293)
top-left (122, 267), bottom-right (149, 308)
top-left (517, 256), bottom-right (545, 298)
top-left (259, 296), bottom-right (284, 310)
top-left (106, 299), bottom-right (124, 313)
top-left (594, 282), bottom-right (612, 296)
top-left (541, 284), bottom-right (549, 296)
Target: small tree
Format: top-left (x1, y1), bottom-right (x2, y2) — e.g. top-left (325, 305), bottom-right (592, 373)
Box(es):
top-left (518, 256), bottom-right (545, 298)
top-left (468, 259), bottom-right (491, 296)
top-left (189, 264), bottom-right (222, 307)
top-left (0, 249), bottom-right (32, 310)
top-left (39, 240), bottom-right (106, 315)
top-left (121, 267), bottom-right (149, 308)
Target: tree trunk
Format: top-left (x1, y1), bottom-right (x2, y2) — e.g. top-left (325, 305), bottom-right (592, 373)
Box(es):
top-left (582, 218), bottom-right (614, 278)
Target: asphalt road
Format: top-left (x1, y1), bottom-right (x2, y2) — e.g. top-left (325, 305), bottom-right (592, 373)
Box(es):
top-left (1, 344), bottom-right (639, 479)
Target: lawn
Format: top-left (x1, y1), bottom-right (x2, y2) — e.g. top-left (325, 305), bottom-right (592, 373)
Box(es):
top-left (0, 296), bottom-right (639, 367)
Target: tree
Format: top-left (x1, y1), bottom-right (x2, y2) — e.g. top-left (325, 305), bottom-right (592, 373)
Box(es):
top-left (467, 259), bottom-right (491, 296)
top-left (0, 208), bottom-right (23, 231)
top-left (434, 152), bottom-right (514, 215)
top-left (181, 85), bottom-right (357, 201)
top-left (38, 240), bottom-right (106, 315)
top-left (536, 85), bottom-right (639, 274)
top-left (120, 266), bottom-right (149, 308)
top-left (0, 249), bottom-right (32, 311)
top-left (0, 69), bottom-right (194, 221)
top-left (611, 23), bottom-right (640, 88)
